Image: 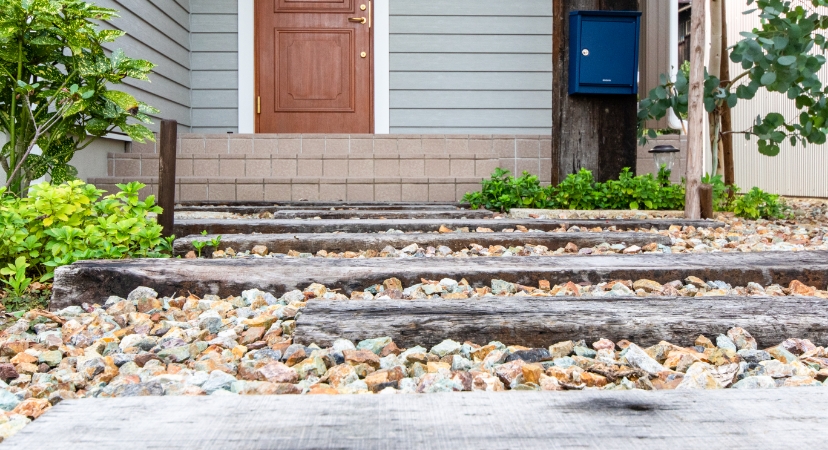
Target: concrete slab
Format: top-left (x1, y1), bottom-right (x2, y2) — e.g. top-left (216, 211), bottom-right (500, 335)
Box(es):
top-left (6, 389), bottom-right (828, 449)
top-left (270, 210), bottom-right (496, 219)
top-left (173, 232), bottom-right (671, 255)
top-left (174, 218), bottom-right (725, 236)
top-left (50, 251), bottom-right (828, 310)
top-left (294, 296), bottom-right (828, 348)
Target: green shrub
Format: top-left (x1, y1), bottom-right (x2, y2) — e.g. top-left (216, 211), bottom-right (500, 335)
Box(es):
top-left (0, 180), bottom-right (173, 298)
top-left (465, 167), bottom-right (787, 220)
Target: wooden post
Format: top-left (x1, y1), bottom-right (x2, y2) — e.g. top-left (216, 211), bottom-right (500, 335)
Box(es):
top-left (157, 120), bottom-right (178, 237)
top-left (720, 0), bottom-right (735, 186)
top-left (685, 0), bottom-right (706, 220)
top-left (699, 183), bottom-right (714, 219)
top-left (551, 0), bottom-right (639, 185)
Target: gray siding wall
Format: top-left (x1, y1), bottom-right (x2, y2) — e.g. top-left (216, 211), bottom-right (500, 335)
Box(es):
top-left (191, 0), bottom-right (239, 133)
top-left (98, 0), bottom-right (192, 131)
top-left (389, 0), bottom-right (553, 134)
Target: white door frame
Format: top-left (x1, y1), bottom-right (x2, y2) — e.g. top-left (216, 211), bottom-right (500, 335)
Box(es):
top-left (237, 0), bottom-right (390, 134)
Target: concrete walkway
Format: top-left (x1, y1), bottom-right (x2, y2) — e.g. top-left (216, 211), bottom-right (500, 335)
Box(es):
top-left (6, 389), bottom-right (828, 449)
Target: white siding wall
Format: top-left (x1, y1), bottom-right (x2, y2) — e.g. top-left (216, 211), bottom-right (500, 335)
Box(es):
top-left (190, 0), bottom-right (239, 133)
top-left (389, 0), bottom-right (553, 134)
top-left (728, 7), bottom-right (828, 198)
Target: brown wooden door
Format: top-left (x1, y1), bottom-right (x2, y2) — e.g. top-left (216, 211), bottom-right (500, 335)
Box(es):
top-left (256, 0), bottom-right (373, 133)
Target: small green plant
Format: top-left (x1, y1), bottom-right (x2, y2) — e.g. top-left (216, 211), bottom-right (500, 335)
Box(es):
top-left (192, 241), bottom-right (208, 258)
top-left (209, 235), bottom-right (223, 252)
top-left (732, 187), bottom-right (790, 220)
top-left (702, 173), bottom-right (739, 212)
top-left (462, 169), bottom-right (550, 212)
top-left (0, 180), bottom-right (172, 300)
top-left (1, 257), bottom-right (33, 299)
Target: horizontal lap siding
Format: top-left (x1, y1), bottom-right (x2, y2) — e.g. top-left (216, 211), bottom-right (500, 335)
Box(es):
top-left (98, 0), bottom-right (191, 131)
top-left (389, 0), bottom-right (553, 134)
top-left (191, 0), bottom-right (239, 133)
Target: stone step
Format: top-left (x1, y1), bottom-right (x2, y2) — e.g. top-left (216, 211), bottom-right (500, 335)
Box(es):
top-left (173, 218), bottom-right (724, 236)
top-left (175, 201), bottom-right (465, 212)
top-left (294, 296), bottom-right (828, 349)
top-left (267, 209), bottom-right (496, 220)
top-left (50, 251), bottom-right (828, 309)
top-left (173, 232), bottom-right (672, 256)
top-left (8, 389), bottom-right (827, 449)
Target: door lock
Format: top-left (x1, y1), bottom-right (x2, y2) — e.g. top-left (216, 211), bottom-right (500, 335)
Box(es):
top-left (360, 52), bottom-right (367, 58)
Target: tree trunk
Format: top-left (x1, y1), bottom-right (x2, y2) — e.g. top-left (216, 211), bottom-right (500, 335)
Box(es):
top-left (685, 0), bottom-right (707, 219)
top-left (708, 0), bottom-right (723, 176)
top-left (720, 0), bottom-right (736, 186)
top-left (551, 0), bottom-right (638, 185)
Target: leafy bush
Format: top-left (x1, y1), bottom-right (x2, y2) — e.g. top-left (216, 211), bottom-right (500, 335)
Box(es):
top-left (0, 181), bottom-right (173, 300)
top-left (465, 167), bottom-right (788, 220)
top-left (732, 187), bottom-right (791, 220)
top-left (464, 167), bottom-right (685, 212)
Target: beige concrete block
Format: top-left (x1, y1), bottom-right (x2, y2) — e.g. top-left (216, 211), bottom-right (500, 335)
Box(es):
top-left (348, 159), bottom-right (374, 177)
top-left (475, 159), bottom-right (499, 177)
top-left (278, 138), bottom-right (301, 155)
top-left (176, 158), bottom-right (194, 177)
top-left (424, 159), bottom-right (450, 177)
top-left (323, 159), bottom-right (349, 177)
top-left (374, 159), bottom-right (400, 177)
top-left (347, 184), bottom-right (374, 201)
top-left (375, 183), bottom-right (401, 202)
top-left (292, 184), bottom-right (319, 201)
top-left (320, 183), bottom-right (347, 201)
top-left (246, 158), bottom-right (272, 177)
top-left (422, 138), bottom-right (446, 154)
top-left (272, 159), bottom-right (297, 178)
top-left (181, 138), bottom-right (205, 154)
top-left (373, 138), bottom-right (398, 154)
top-left (301, 138), bottom-right (325, 155)
top-left (141, 158), bottom-right (159, 177)
top-left (237, 184), bottom-right (264, 201)
top-left (180, 184), bottom-right (208, 202)
top-left (398, 139), bottom-right (422, 154)
top-left (297, 159), bottom-right (323, 177)
top-left (402, 159), bottom-right (425, 177)
top-left (429, 184), bottom-right (456, 202)
top-left (264, 183), bottom-right (291, 201)
top-left (193, 158), bottom-right (220, 177)
top-left (494, 139), bottom-right (515, 157)
top-left (107, 159), bottom-right (114, 177)
top-left (469, 139), bottom-right (493, 155)
top-left (498, 158), bottom-right (516, 174)
top-left (516, 139), bottom-right (540, 158)
top-left (113, 158), bottom-right (141, 177)
top-left (137, 184), bottom-right (155, 201)
top-left (205, 139), bottom-right (229, 154)
top-left (219, 159), bottom-right (246, 177)
top-left (325, 139), bottom-right (349, 154)
top-left (446, 139), bottom-right (469, 154)
top-left (450, 159), bottom-right (475, 177)
top-left (254, 138), bottom-right (278, 154)
top-left (129, 140), bottom-right (156, 154)
top-left (539, 158), bottom-right (553, 182)
top-left (540, 138), bottom-right (552, 158)
top-left (229, 139), bottom-right (253, 154)
top-left (516, 158), bottom-right (540, 176)
top-left (401, 183), bottom-right (428, 202)
top-left (208, 184), bottom-right (236, 201)
top-left (350, 139), bottom-right (373, 154)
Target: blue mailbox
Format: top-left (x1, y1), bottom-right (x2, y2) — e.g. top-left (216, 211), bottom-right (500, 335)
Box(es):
top-left (569, 11), bottom-right (642, 95)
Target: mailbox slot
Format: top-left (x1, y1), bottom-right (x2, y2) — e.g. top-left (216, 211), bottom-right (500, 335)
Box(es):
top-left (569, 11), bottom-right (642, 95)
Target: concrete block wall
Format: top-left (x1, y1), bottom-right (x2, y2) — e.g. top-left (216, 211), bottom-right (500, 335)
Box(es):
top-left (90, 134), bottom-right (553, 202)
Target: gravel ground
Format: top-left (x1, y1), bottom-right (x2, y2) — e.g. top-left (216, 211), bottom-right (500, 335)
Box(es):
top-left (2, 281), bottom-right (828, 440)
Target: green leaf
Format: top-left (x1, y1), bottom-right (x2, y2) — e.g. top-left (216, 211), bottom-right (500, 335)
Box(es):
top-left (760, 72), bottom-right (777, 85)
top-left (101, 90), bottom-right (139, 112)
top-left (777, 55), bottom-right (797, 66)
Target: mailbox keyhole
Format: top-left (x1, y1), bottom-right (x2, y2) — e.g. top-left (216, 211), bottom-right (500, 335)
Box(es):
top-left (582, 49), bottom-right (590, 56)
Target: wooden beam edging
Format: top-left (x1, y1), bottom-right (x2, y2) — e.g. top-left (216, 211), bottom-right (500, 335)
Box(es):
top-left (157, 120), bottom-right (178, 238)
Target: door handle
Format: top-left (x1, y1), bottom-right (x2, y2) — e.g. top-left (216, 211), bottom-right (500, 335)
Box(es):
top-left (348, 17), bottom-right (367, 24)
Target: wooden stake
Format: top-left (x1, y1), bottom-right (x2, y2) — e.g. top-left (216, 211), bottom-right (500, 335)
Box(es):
top-left (685, 0), bottom-right (706, 220)
top-left (157, 120), bottom-right (178, 238)
top-left (699, 183), bottom-right (714, 220)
